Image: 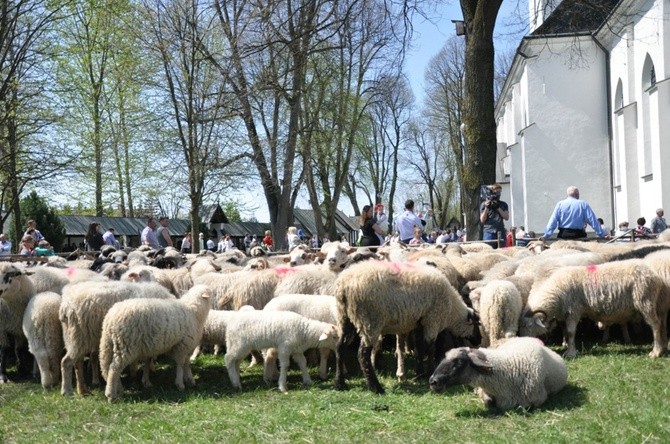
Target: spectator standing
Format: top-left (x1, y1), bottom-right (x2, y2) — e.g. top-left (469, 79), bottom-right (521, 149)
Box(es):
top-left (102, 227), bottom-right (120, 249)
top-left (394, 199), bottom-right (424, 244)
top-left (24, 219), bottom-right (44, 243)
top-left (181, 232), bottom-right (192, 254)
top-left (86, 222), bottom-right (105, 251)
top-left (650, 209), bottom-right (668, 234)
top-left (374, 204), bottom-right (388, 244)
top-left (262, 230), bottom-right (273, 251)
top-left (480, 183), bottom-right (509, 249)
top-left (243, 234), bottom-right (252, 252)
top-left (0, 234), bottom-right (12, 255)
top-left (206, 237), bottom-right (215, 251)
top-left (542, 186), bottom-right (609, 240)
top-left (287, 226), bottom-right (302, 251)
top-left (156, 216), bottom-right (173, 248)
top-left (217, 236), bottom-right (227, 253)
top-left (141, 217), bottom-right (160, 249)
top-left (359, 205), bottom-right (384, 247)
top-left (198, 233), bottom-right (205, 251)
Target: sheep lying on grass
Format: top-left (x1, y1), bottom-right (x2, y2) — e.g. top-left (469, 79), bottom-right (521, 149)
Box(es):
top-left (223, 310), bottom-right (339, 392)
top-left (99, 285), bottom-right (211, 402)
top-left (429, 337), bottom-right (567, 410)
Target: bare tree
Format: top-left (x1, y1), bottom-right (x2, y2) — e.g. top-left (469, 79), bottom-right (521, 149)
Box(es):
top-left (140, 0), bottom-right (247, 251)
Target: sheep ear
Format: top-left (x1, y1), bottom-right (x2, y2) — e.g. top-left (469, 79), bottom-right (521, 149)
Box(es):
top-left (283, 256), bottom-right (290, 263)
top-left (534, 316), bottom-right (546, 328)
top-left (318, 332), bottom-right (329, 341)
top-left (468, 350), bottom-right (493, 374)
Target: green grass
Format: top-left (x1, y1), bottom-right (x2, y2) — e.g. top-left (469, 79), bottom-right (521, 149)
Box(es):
top-left (1, 342), bottom-right (670, 443)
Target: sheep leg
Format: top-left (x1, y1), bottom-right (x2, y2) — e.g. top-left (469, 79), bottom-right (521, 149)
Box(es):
top-left (562, 317), bottom-right (578, 359)
top-left (277, 351), bottom-right (291, 393)
top-left (263, 348), bottom-right (279, 384)
top-left (334, 320), bottom-right (356, 391)
top-left (292, 352), bottom-right (312, 387)
top-left (75, 360), bottom-right (90, 395)
top-left (646, 316), bottom-right (666, 358)
top-left (318, 349), bottom-right (330, 380)
top-left (395, 335), bottom-right (406, 381)
top-left (358, 341), bottom-right (384, 395)
top-left (0, 344), bottom-right (8, 383)
top-left (621, 323), bottom-right (632, 344)
top-left (189, 345), bottom-right (201, 362)
top-left (174, 363), bottom-right (185, 391)
top-left (247, 350), bottom-right (264, 369)
top-left (414, 325), bottom-right (427, 378)
top-left (16, 344), bottom-right (33, 377)
top-left (183, 361), bottom-right (195, 387)
top-left (89, 352), bottom-right (100, 386)
top-left (60, 354), bottom-right (74, 395)
top-left (224, 354), bottom-right (242, 391)
top-left (141, 359), bottom-right (152, 388)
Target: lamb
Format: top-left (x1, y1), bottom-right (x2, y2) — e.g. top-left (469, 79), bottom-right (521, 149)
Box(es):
top-left (429, 337), bottom-right (567, 410)
top-left (263, 294), bottom-right (338, 380)
top-left (223, 310), bottom-right (338, 392)
top-left (476, 280), bottom-right (523, 347)
top-left (519, 260), bottom-right (669, 358)
top-left (189, 305), bottom-right (256, 361)
top-left (334, 260), bottom-right (479, 394)
top-left (21, 291), bottom-right (63, 389)
top-left (0, 263), bottom-right (36, 382)
top-left (99, 285), bottom-right (211, 402)
top-left (59, 280), bottom-right (175, 396)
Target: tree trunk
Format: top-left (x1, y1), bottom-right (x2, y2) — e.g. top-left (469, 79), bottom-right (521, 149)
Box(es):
top-left (460, 0), bottom-right (502, 240)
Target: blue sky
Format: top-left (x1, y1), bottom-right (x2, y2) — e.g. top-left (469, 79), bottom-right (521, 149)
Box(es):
top-left (405, 1), bottom-right (528, 104)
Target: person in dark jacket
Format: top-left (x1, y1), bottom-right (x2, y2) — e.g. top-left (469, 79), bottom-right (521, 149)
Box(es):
top-left (85, 222), bottom-right (105, 251)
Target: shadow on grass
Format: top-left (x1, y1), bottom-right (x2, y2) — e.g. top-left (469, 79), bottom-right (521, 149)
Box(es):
top-left (452, 383), bottom-right (588, 418)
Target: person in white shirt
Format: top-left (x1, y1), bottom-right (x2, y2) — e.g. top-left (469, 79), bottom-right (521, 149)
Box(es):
top-left (0, 233), bottom-right (12, 255)
top-left (217, 236), bottom-right (227, 253)
top-left (102, 227), bottom-right (120, 249)
top-left (374, 204), bottom-right (388, 244)
top-left (393, 199), bottom-right (424, 244)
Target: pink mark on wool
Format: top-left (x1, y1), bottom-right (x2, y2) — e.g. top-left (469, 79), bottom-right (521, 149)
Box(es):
top-left (382, 261), bottom-right (416, 274)
top-left (586, 265), bottom-right (598, 273)
top-left (272, 267), bottom-right (299, 277)
top-left (66, 268), bottom-right (77, 277)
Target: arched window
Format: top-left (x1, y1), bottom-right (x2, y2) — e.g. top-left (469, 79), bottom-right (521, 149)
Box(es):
top-left (641, 54), bottom-right (658, 178)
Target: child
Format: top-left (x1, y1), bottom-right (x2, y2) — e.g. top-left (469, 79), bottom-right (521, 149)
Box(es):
top-left (409, 227), bottom-right (423, 245)
top-left (35, 240), bottom-right (55, 256)
top-left (19, 235), bottom-right (36, 256)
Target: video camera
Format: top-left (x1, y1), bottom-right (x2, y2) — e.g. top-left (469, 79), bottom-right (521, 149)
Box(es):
top-left (480, 185), bottom-right (501, 209)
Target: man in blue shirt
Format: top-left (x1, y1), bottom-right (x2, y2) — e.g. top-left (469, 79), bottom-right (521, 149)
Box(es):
top-left (543, 186), bottom-right (610, 240)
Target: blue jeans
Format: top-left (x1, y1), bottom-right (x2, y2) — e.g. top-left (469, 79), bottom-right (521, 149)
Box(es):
top-left (482, 230), bottom-right (505, 249)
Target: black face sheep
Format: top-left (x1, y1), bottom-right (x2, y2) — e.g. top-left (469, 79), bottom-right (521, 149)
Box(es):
top-left (334, 260), bottom-right (479, 394)
top-left (99, 285), bottom-right (211, 402)
top-left (429, 337), bottom-right (567, 410)
top-left (520, 260), bottom-right (669, 358)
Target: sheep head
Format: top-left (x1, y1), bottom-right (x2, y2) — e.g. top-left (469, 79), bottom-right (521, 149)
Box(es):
top-left (429, 347), bottom-right (492, 393)
top-left (519, 309), bottom-right (548, 337)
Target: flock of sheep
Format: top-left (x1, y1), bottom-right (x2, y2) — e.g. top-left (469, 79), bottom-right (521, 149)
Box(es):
top-left (3, 231), bottom-right (670, 410)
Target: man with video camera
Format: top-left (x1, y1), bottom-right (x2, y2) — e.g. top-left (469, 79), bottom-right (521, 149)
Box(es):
top-left (479, 183), bottom-right (509, 249)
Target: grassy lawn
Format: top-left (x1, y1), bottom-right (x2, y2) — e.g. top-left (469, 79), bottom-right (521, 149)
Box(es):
top-left (1, 342), bottom-right (669, 443)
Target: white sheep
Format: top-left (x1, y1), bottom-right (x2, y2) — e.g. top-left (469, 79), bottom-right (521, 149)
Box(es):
top-left (223, 310), bottom-right (338, 392)
top-left (520, 260), bottom-right (669, 358)
top-left (263, 294), bottom-right (338, 380)
top-left (22, 291), bottom-right (63, 389)
top-left (59, 280), bottom-right (175, 396)
top-left (333, 260), bottom-right (478, 394)
top-left (0, 263), bottom-right (36, 382)
top-left (429, 337), bottom-right (567, 410)
top-left (99, 285), bottom-right (211, 402)
top-left (477, 280), bottom-right (523, 347)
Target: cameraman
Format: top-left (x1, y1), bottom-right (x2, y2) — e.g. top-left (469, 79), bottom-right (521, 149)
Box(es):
top-left (479, 183), bottom-right (509, 249)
